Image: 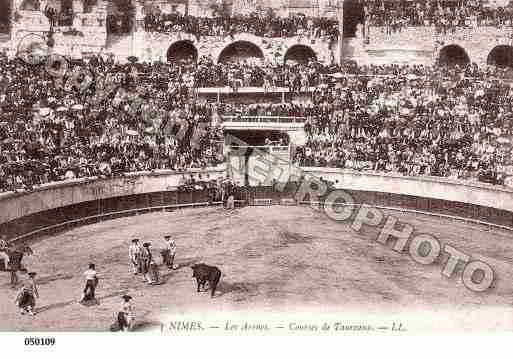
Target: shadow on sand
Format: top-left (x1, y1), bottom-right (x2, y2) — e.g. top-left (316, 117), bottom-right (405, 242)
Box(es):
top-left (36, 273), bottom-right (74, 285)
top-left (36, 289), bottom-right (129, 314)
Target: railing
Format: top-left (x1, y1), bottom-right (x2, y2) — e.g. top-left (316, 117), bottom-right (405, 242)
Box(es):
top-left (228, 145), bottom-right (288, 150)
top-left (227, 145), bottom-right (290, 156)
top-left (221, 115), bottom-right (307, 123)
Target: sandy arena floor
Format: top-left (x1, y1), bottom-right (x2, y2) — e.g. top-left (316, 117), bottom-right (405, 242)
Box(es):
top-left (1, 205), bottom-right (513, 332)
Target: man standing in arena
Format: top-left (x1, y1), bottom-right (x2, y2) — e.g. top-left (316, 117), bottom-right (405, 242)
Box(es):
top-left (163, 235), bottom-right (177, 270)
top-left (80, 263), bottom-right (98, 304)
top-left (120, 295), bottom-right (135, 331)
top-left (0, 235), bottom-right (10, 270)
top-left (15, 270), bottom-right (39, 315)
top-left (128, 238), bottom-right (142, 275)
top-left (140, 243), bottom-right (154, 284)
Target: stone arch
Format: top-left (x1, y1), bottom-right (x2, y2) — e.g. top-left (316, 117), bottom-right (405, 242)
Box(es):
top-left (487, 45), bottom-right (513, 68)
top-left (284, 45), bottom-right (317, 65)
top-left (438, 44), bottom-right (470, 66)
top-left (217, 40), bottom-right (264, 64)
top-left (167, 40), bottom-right (198, 63)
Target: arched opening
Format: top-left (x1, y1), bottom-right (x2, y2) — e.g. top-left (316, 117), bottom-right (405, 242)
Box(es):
top-left (438, 45), bottom-right (470, 66)
top-left (487, 45), bottom-right (513, 68)
top-left (167, 40), bottom-right (198, 64)
top-left (284, 45), bottom-right (317, 65)
top-left (217, 41), bottom-right (264, 64)
top-left (343, 0), bottom-right (365, 38)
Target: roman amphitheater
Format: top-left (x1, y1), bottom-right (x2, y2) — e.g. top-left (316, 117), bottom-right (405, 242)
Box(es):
top-left (1, 0), bottom-right (513, 332)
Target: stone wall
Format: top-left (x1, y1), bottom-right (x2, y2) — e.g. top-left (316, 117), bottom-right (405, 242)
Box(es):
top-left (0, 168), bottom-right (225, 226)
top-left (303, 167), bottom-right (513, 213)
top-left (2, 167), bottom-right (513, 240)
top-left (351, 25), bottom-right (513, 65)
top-left (10, 0), bottom-right (107, 55)
top-left (6, 3), bottom-right (513, 67)
top-left (125, 31), bottom-right (335, 63)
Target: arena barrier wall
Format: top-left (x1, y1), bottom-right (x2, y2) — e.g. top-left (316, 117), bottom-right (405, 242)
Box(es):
top-left (0, 168), bottom-right (226, 241)
top-left (300, 168), bottom-right (513, 229)
top-left (2, 167), bottom-right (513, 241)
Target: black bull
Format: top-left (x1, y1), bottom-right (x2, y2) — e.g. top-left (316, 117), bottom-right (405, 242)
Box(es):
top-left (191, 264), bottom-right (221, 298)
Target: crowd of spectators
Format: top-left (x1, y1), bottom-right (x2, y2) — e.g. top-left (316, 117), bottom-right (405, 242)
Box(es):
top-left (190, 56), bottom-right (332, 90)
top-left (101, 9), bottom-right (339, 40)
top-left (366, 0), bottom-right (513, 35)
top-left (0, 54), bottom-right (224, 193)
top-left (293, 63), bottom-right (513, 186)
top-left (143, 12), bottom-right (338, 40)
top-left (220, 103), bottom-right (316, 119)
top-left (105, 2), bottom-right (513, 40)
top-left (1, 48), bottom-right (513, 192)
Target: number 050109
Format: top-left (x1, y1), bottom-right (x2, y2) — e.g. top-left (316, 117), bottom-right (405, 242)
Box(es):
top-left (24, 337), bottom-right (55, 346)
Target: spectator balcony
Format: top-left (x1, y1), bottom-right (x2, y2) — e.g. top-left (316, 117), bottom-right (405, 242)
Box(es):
top-left (222, 115), bottom-right (306, 124)
top-left (221, 116), bottom-right (306, 145)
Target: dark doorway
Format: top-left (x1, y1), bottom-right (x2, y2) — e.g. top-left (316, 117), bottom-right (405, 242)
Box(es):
top-left (487, 46), bottom-right (513, 68)
top-left (438, 45), bottom-right (470, 66)
top-left (225, 130), bottom-right (290, 186)
top-left (225, 130), bottom-right (289, 147)
top-left (218, 41), bottom-right (264, 64)
top-left (284, 45), bottom-right (317, 65)
top-left (167, 40), bottom-right (198, 64)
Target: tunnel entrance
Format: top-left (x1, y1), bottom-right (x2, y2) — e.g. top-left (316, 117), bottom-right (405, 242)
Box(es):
top-left (167, 40), bottom-right (198, 64)
top-left (487, 45), bottom-right (513, 68)
top-left (284, 45), bottom-right (317, 65)
top-left (218, 41), bottom-right (264, 64)
top-left (438, 45), bottom-right (470, 66)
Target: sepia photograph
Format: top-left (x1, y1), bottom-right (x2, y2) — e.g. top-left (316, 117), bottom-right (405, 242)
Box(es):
top-left (0, 0), bottom-right (513, 344)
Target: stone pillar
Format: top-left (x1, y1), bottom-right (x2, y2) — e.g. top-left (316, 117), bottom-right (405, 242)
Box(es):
top-left (134, 0), bottom-right (144, 32)
top-left (337, 0), bottom-right (343, 64)
top-left (8, 0), bottom-right (14, 37)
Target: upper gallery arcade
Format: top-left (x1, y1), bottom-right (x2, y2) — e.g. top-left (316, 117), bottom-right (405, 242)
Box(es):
top-left (2, 0), bottom-right (513, 67)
